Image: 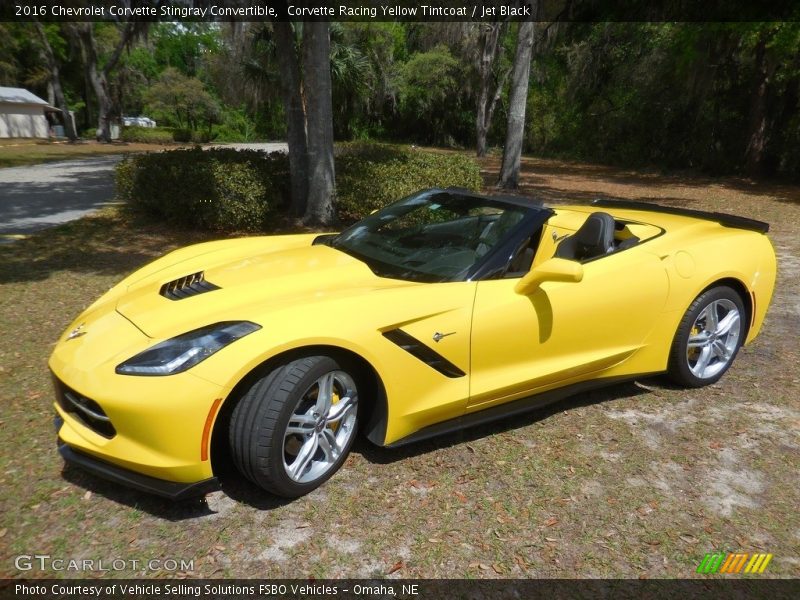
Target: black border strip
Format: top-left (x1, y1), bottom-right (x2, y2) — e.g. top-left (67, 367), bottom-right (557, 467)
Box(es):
top-left (4, 1), bottom-right (800, 23)
top-left (2, 579), bottom-right (798, 599)
top-left (592, 199), bottom-right (769, 234)
top-left (382, 329), bottom-right (466, 378)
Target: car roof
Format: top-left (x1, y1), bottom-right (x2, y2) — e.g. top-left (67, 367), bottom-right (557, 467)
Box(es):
top-left (435, 187), bottom-right (547, 212)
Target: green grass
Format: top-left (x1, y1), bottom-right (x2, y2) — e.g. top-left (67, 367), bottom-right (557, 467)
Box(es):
top-left (0, 160), bottom-right (798, 579)
top-left (0, 140), bottom-right (179, 168)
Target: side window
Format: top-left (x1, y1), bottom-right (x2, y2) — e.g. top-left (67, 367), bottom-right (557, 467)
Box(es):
top-left (503, 227), bottom-right (544, 278)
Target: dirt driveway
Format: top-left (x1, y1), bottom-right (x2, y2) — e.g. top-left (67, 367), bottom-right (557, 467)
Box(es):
top-left (0, 143), bottom-right (287, 238)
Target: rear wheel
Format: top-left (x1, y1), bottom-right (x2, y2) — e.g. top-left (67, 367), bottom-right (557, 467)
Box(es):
top-left (667, 286), bottom-right (745, 387)
top-left (229, 355), bottom-right (359, 497)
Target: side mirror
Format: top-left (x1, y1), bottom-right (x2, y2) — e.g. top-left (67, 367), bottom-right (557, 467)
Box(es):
top-left (514, 258), bottom-right (584, 295)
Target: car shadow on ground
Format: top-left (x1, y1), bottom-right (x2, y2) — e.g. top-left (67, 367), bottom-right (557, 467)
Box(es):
top-left (60, 461), bottom-right (295, 519)
top-left (59, 464), bottom-right (215, 521)
top-left (355, 377), bottom-right (659, 465)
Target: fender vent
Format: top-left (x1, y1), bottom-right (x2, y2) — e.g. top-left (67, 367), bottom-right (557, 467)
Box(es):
top-left (383, 329), bottom-right (466, 378)
top-left (159, 271), bottom-right (220, 300)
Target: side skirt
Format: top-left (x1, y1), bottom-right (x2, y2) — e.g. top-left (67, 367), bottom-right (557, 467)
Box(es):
top-left (385, 372), bottom-right (663, 448)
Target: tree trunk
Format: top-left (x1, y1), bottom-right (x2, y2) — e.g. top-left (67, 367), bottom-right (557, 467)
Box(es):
top-left (273, 22), bottom-right (309, 216)
top-left (498, 19), bottom-right (535, 189)
top-left (744, 29), bottom-right (776, 178)
top-left (75, 22), bottom-right (139, 143)
top-left (476, 22), bottom-right (506, 157)
top-left (76, 24), bottom-right (112, 142)
top-left (302, 22), bottom-right (336, 226)
top-left (34, 21), bottom-right (77, 141)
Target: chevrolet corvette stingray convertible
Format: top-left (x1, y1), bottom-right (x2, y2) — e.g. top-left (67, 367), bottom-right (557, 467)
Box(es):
top-left (50, 188), bottom-right (776, 499)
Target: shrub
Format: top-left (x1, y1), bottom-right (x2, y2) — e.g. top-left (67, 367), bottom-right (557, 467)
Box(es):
top-left (120, 126), bottom-right (175, 144)
top-left (335, 143), bottom-right (482, 222)
top-left (116, 142), bottom-right (481, 232)
top-left (116, 147), bottom-right (289, 232)
top-left (171, 128), bottom-right (192, 143)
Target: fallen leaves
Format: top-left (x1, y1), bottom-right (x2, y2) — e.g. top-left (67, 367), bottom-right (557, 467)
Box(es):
top-left (387, 560), bottom-right (404, 575)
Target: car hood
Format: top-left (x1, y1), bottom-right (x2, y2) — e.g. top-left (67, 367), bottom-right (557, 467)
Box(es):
top-left (114, 235), bottom-right (417, 338)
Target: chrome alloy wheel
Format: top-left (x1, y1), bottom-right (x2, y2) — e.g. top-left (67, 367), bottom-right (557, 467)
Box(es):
top-left (686, 298), bottom-right (741, 380)
top-left (282, 371), bottom-right (358, 483)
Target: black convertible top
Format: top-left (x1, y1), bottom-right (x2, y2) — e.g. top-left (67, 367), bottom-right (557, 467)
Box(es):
top-left (442, 187), bottom-right (545, 210)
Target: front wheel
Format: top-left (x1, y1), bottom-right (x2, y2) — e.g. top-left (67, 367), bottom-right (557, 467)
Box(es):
top-left (229, 356), bottom-right (359, 498)
top-left (667, 286), bottom-right (746, 388)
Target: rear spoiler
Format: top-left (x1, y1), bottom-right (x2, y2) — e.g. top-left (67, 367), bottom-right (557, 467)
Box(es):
top-left (592, 199), bottom-right (769, 234)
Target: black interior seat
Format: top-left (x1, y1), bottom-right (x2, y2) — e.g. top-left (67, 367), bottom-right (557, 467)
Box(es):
top-left (616, 235), bottom-right (640, 251)
top-left (554, 212), bottom-right (616, 261)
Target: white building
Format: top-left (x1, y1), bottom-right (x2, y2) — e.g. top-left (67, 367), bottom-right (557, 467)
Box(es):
top-left (0, 87), bottom-right (59, 139)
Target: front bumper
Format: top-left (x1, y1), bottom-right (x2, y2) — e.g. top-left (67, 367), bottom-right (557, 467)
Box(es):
top-left (57, 432), bottom-right (220, 501)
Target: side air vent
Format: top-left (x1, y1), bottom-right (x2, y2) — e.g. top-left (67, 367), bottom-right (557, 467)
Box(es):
top-left (159, 271), bottom-right (220, 300)
top-left (383, 329), bottom-right (466, 378)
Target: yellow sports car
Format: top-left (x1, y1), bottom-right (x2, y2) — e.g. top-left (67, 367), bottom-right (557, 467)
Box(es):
top-left (50, 189), bottom-right (776, 499)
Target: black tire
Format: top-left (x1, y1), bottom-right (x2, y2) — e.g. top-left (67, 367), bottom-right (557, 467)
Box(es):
top-left (667, 285), bottom-right (746, 388)
top-left (229, 355), bottom-right (359, 498)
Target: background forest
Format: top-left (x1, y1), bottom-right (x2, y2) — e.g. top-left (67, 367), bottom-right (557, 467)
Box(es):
top-left (1, 20), bottom-right (798, 180)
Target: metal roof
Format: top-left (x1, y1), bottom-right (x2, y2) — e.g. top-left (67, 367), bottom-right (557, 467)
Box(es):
top-left (0, 86), bottom-right (54, 107)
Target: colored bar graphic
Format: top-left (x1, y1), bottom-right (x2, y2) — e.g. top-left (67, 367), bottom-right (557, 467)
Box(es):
top-left (697, 552), bottom-right (726, 573)
top-left (757, 554), bottom-right (773, 573)
top-left (699, 552), bottom-right (773, 574)
top-left (745, 554), bottom-right (762, 573)
top-left (719, 553), bottom-right (737, 573)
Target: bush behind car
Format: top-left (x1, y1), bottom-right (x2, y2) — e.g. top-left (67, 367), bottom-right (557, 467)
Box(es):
top-left (115, 143), bottom-right (482, 232)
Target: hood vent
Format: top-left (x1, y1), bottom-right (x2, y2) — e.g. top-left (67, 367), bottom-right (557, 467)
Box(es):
top-left (159, 271), bottom-right (220, 300)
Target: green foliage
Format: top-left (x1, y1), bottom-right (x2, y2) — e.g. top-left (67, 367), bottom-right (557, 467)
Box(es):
top-left (528, 22), bottom-right (800, 178)
top-left (116, 143), bottom-right (481, 230)
top-left (120, 126), bottom-right (175, 144)
top-left (393, 45), bottom-right (473, 146)
top-left (213, 107), bottom-right (261, 143)
top-left (171, 128), bottom-right (192, 143)
top-left (335, 143), bottom-right (482, 223)
top-left (152, 23), bottom-right (220, 77)
top-left (115, 147), bottom-right (289, 232)
top-left (144, 67), bottom-right (220, 131)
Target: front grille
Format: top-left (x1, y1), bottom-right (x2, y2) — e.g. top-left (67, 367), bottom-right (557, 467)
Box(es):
top-left (159, 271), bottom-right (220, 300)
top-left (53, 377), bottom-right (116, 438)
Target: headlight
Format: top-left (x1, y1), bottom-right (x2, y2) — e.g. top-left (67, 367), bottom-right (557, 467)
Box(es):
top-left (116, 321), bottom-right (261, 376)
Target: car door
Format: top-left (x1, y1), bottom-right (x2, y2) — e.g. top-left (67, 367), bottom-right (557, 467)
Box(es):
top-left (468, 246), bottom-right (669, 411)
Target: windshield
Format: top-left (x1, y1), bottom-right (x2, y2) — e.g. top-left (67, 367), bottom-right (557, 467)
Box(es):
top-left (330, 190), bottom-right (530, 282)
